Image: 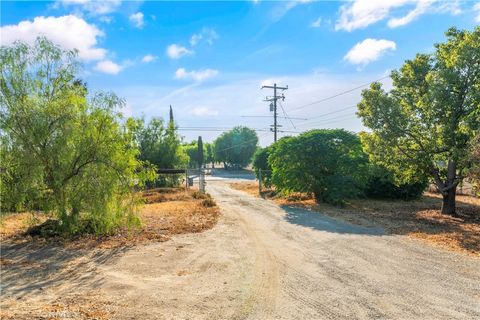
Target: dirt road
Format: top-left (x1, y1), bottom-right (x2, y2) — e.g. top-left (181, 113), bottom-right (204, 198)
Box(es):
top-left (2, 176), bottom-right (479, 319)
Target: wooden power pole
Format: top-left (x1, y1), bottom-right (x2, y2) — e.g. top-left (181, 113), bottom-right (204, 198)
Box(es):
top-left (262, 83), bottom-right (288, 142)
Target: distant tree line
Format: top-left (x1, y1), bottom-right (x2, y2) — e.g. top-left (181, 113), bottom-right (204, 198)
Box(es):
top-left (0, 37), bottom-right (260, 237)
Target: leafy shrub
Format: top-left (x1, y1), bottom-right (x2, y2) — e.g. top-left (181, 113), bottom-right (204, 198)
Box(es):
top-left (269, 130), bottom-right (368, 205)
top-left (252, 146), bottom-right (273, 187)
top-left (365, 165), bottom-right (427, 200)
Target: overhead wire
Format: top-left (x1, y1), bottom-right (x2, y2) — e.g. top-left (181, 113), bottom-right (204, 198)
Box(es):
top-left (287, 75), bottom-right (390, 113)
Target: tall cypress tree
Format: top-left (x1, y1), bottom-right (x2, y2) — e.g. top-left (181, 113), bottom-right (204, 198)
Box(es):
top-left (169, 105), bottom-right (174, 127)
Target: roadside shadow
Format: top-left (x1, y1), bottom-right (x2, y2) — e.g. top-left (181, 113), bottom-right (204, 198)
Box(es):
top-left (0, 239), bottom-right (130, 299)
top-left (280, 205), bottom-right (385, 235)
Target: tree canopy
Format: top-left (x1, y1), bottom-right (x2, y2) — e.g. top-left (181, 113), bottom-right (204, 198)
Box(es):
top-left (357, 27), bottom-right (480, 215)
top-left (269, 129), bottom-right (368, 205)
top-left (214, 126), bottom-right (258, 169)
top-left (0, 38), bottom-right (154, 234)
top-left (130, 116), bottom-right (187, 170)
top-left (252, 146), bottom-right (274, 188)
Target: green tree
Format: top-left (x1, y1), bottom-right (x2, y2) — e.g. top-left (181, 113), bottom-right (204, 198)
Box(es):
top-left (183, 140), bottom-right (205, 168)
top-left (0, 38), bottom-right (154, 234)
top-left (468, 132), bottom-right (480, 196)
top-left (269, 129), bottom-right (368, 205)
top-left (132, 117), bottom-right (187, 170)
top-left (357, 27), bottom-right (480, 215)
top-left (205, 142), bottom-right (215, 168)
top-left (364, 164), bottom-right (427, 200)
top-left (214, 126), bottom-right (258, 169)
top-left (252, 146), bottom-right (274, 187)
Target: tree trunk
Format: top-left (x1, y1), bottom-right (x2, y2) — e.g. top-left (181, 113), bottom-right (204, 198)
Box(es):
top-left (433, 159), bottom-right (458, 216)
top-left (441, 186), bottom-right (456, 215)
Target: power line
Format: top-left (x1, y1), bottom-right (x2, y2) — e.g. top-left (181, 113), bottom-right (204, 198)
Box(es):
top-left (288, 75), bottom-right (390, 113)
top-left (278, 100), bottom-right (296, 129)
top-left (177, 127), bottom-right (271, 132)
top-left (294, 113), bottom-right (359, 130)
top-left (240, 115), bottom-right (307, 120)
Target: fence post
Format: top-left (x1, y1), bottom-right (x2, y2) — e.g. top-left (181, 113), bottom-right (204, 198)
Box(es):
top-left (199, 168), bottom-right (206, 193)
top-left (185, 168), bottom-right (188, 190)
top-left (258, 169), bottom-right (262, 195)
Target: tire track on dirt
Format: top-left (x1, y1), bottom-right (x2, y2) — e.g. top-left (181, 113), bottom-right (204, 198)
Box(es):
top-left (208, 185), bottom-right (280, 319)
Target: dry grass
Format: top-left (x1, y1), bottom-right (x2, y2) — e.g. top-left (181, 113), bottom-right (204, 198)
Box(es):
top-left (0, 294), bottom-right (115, 320)
top-left (140, 189), bottom-right (219, 236)
top-left (0, 188), bottom-right (219, 250)
top-left (230, 182), bottom-right (480, 257)
top-left (0, 188), bottom-right (219, 319)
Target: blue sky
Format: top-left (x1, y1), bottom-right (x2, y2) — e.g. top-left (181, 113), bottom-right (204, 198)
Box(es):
top-left (1, 0), bottom-right (479, 145)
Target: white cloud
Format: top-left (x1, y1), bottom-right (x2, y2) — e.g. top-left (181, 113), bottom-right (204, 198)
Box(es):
top-left (190, 27), bottom-right (219, 46)
top-left (475, 3), bottom-right (480, 22)
top-left (190, 33), bottom-right (202, 46)
top-left (55, 0), bottom-right (121, 15)
top-left (335, 0), bottom-right (461, 31)
top-left (99, 15), bottom-right (114, 24)
top-left (129, 12), bottom-right (144, 29)
top-left (436, 0), bottom-right (461, 16)
top-left (344, 38), bottom-right (396, 66)
top-left (141, 54), bottom-right (157, 63)
top-left (336, 0), bottom-right (411, 31)
top-left (311, 17), bottom-right (322, 28)
top-left (190, 107), bottom-right (219, 117)
top-left (95, 60), bottom-right (122, 74)
top-left (387, 0), bottom-right (434, 28)
top-left (166, 44), bottom-right (194, 59)
top-left (0, 15), bottom-right (106, 61)
top-left (270, 1), bottom-right (302, 22)
top-left (175, 68), bottom-right (218, 82)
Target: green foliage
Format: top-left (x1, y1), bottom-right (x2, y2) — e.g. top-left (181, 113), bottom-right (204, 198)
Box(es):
top-left (205, 142), bottom-right (215, 167)
top-left (357, 27), bottom-right (480, 214)
top-left (252, 146), bottom-right (273, 187)
top-left (365, 165), bottom-right (427, 200)
top-left (269, 129), bottom-right (368, 205)
top-left (0, 38), bottom-right (154, 234)
top-left (468, 132), bottom-right (480, 196)
top-left (183, 140), bottom-right (206, 168)
top-left (130, 116), bottom-right (188, 187)
top-left (214, 126), bottom-right (258, 169)
top-left (131, 117), bottom-right (188, 169)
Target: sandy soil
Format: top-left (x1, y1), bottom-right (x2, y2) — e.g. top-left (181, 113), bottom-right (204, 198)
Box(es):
top-left (229, 181), bottom-right (480, 256)
top-left (1, 176), bottom-right (479, 319)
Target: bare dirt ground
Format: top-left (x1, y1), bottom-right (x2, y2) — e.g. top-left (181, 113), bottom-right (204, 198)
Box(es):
top-left (230, 181), bottom-right (480, 256)
top-left (1, 174), bottom-right (480, 319)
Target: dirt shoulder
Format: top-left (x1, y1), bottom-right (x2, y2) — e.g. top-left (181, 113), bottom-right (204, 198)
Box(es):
top-left (0, 188), bottom-right (220, 319)
top-left (229, 182), bottom-right (480, 257)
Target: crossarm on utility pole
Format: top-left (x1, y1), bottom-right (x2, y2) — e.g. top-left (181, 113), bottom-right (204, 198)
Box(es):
top-left (261, 83), bottom-right (288, 142)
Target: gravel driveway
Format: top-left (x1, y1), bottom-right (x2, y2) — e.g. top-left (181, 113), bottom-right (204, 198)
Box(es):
top-left (2, 176), bottom-right (479, 319)
top-left (204, 179), bottom-right (480, 319)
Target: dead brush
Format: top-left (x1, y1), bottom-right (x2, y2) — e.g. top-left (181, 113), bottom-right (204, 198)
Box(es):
top-left (201, 198), bottom-right (216, 207)
top-left (192, 191), bottom-right (209, 199)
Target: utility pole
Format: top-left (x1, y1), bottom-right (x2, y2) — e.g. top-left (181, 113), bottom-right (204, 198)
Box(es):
top-left (261, 83), bottom-right (288, 142)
